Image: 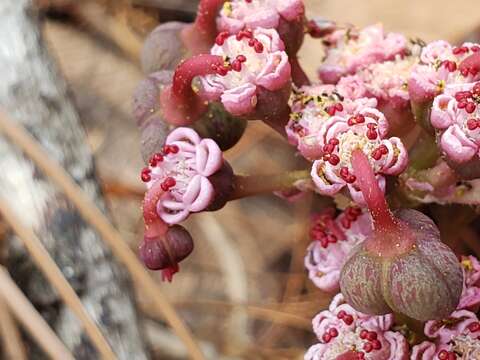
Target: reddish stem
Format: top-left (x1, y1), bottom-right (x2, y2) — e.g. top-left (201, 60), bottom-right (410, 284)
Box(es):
top-left (160, 54), bottom-right (224, 125)
top-left (181, 0), bottom-right (225, 54)
top-left (143, 181), bottom-right (168, 237)
top-left (350, 149), bottom-right (396, 231)
top-left (290, 57), bottom-right (311, 86)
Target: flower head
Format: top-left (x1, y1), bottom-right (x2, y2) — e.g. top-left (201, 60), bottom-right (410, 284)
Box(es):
top-left (286, 85), bottom-right (377, 160)
top-left (409, 41), bottom-right (480, 102)
top-left (318, 24), bottom-right (408, 84)
top-left (218, 0), bottom-right (305, 35)
top-left (430, 82), bottom-right (480, 164)
top-left (141, 127), bottom-right (224, 224)
top-left (310, 103), bottom-right (408, 203)
top-left (201, 27), bottom-right (291, 116)
top-left (305, 294), bottom-right (408, 360)
top-left (305, 207), bottom-right (372, 292)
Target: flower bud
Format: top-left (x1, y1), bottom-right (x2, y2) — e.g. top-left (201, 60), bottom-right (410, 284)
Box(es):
top-left (141, 22), bottom-right (188, 74)
top-left (339, 149), bottom-right (463, 321)
top-left (139, 224), bottom-right (194, 272)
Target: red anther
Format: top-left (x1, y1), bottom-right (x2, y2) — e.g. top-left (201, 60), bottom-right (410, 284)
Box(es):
top-left (363, 342), bottom-right (373, 353)
top-left (372, 150), bottom-right (382, 161)
top-left (340, 166), bottom-right (349, 179)
top-left (438, 350), bottom-right (449, 360)
top-left (471, 67), bottom-right (479, 76)
top-left (335, 103), bottom-right (344, 111)
top-left (367, 331), bottom-right (378, 341)
top-left (329, 138), bottom-right (340, 145)
top-left (153, 153), bottom-right (164, 162)
top-left (141, 170), bottom-right (151, 182)
top-left (328, 328), bottom-right (339, 338)
top-left (458, 100), bottom-right (467, 109)
top-left (473, 83), bottom-right (480, 96)
top-left (326, 106), bottom-right (336, 116)
top-left (254, 41), bottom-right (264, 53)
top-left (359, 329), bottom-right (369, 339)
top-left (453, 47), bottom-right (466, 55)
top-left (164, 177), bottom-right (176, 189)
top-left (231, 60), bottom-right (242, 72)
top-left (443, 60), bottom-right (457, 72)
top-left (348, 117), bottom-right (356, 126)
top-left (356, 114), bottom-right (366, 123)
top-left (367, 129), bottom-right (378, 140)
top-left (343, 314), bottom-right (354, 325)
top-left (467, 119), bottom-right (477, 130)
top-left (466, 102), bottom-right (477, 113)
top-left (346, 175), bottom-right (356, 183)
top-left (236, 54), bottom-right (247, 63)
top-left (169, 145), bottom-right (179, 154)
top-left (328, 154), bottom-right (340, 165)
top-left (327, 234), bottom-right (338, 243)
top-left (473, 46), bottom-right (480, 52)
top-left (379, 145), bottom-right (388, 154)
top-left (248, 38), bottom-right (255, 47)
top-left (217, 66), bottom-right (229, 76)
top-left (322, 333), bottom-right (332, 343)
top-left (323, 144), bottom-right (335, 153)
top-left (468, 321), bottom-right (480, 332)
top-left (371, 339), bottom-right (382, 350)
top-left (461, 67), bottom-right (470, 77)
top-left (320, 238), bottom-right (329, 248)
top-left (357, 353), bottom-right (365, 360)
top-left (245, 0), bottom-right (252, 3)
top-left (337, 310), bottom-right (346, 319)
top-left (215, 32), bottom-right (229, 46)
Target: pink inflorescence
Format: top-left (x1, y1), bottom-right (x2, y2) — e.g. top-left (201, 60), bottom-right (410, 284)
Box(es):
top-left (305, 207), bottom-right (372, 292)
top-left (200, 27), bottom-right (291, 116)
top-left (309, 102), bottom-right (408, 204)
top-left (305, 293), bottom-right (409, 360)
top-left (430, 82), bottom-right (480, 164)
top-left (140, 127), bottom-right (224, 224)
top-left (409, 41), bottom-right (480, 103)
top-left (217, 0), bottom-right (305, 34)
top-left (318, 24), bottom-right (408, 84)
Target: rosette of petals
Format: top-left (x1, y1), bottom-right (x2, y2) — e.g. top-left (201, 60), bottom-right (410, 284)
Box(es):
top-left (430, 82), bottom-right (480, 164)
top-left (218, 0), bottom-right (305, 35)
top-left (409, 41), bottom-right (480, 102)
top-left (140, 127), bottom-right (223, 224)
top-left (412, 311), bottom-right (480, 359)
top-left (310, 105), bottom-right (408, 203)
top-left (306, 294), bottom-right (408, 360)
top-left (458, 256), bottom-right (480, 311)
top-left (200, 27), bottom-right (291, 116)
top-left (318, 24), bottom-right (408, 84)
top-left (305, 207), bottom-right (372, 292)
top-left (286, 85), bottom-right (377, 159)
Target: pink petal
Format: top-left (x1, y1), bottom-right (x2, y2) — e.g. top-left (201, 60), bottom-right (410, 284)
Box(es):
top-left (195, 139), bottom-right (223, 176)
top-left (256, 51), bottom-right (291, 91)
top-left (440, 124), bottom-right (478, 163)
top-left (221, 83), bottom-right (258, 116)
top-left (183, 175), bottom-right (214, 212)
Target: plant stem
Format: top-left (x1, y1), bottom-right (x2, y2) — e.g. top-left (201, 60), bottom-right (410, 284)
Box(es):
top-left (229, 169), bottom-right (311, 200)
top-left (350, 149), bottom-right (396, 231)
top-left (160, 54), bottom-right (224, 125)
top-left (407, 129), bottom-right (439, 171)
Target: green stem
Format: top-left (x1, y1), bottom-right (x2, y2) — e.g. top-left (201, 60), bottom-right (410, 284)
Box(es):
top-left (228, 169), bottom-right (311, 200)
top-left (407, 129), bottom-right (439, 171)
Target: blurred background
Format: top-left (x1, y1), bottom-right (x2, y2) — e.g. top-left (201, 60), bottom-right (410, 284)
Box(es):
top-left (2, 0), bottom-right (480, 359)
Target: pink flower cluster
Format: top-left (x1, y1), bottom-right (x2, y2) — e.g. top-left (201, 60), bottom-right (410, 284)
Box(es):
top-left (201, 27), bottom-right (291, 116)
top-left (306, 256), bottom-right (480, 359)
top-left (409, 41), bottom-right (480, 103)
top-left (318, 24), bottom-right (408, 84)
top-left (217, 0), bottom-right (305, 35)
top-left (305, 293), bottom-right (409, 360)
top-left (304, 207), bottom-right (371, 292)
top-left (141, 128), bottom-right (224, 224)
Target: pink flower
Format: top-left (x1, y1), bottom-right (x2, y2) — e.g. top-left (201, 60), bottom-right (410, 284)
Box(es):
top-left (430, 82), bottom-right (480, 164)
top-left (305, 207), bottom-right (372, 292)
top-left (409, 41), bottom-right (480, 103)
top-left (141, 127), bottom-right (224, 224)
top-left (412, 310), bottom-right (480, 359)
top-left (306, 294), bottom-right (408, 360)
top-left (318, 24), bottom-right (408, 84)
top-left (310, 104), bottom-right (408, 204)
top-left (458, 256), bottom-right (480, 311)
top-left (218, 0), bottom-right (305, 34)
top-left (200, 27), bottom-right (291, 116)
top-left (286, 85), bottom-right (377, 160)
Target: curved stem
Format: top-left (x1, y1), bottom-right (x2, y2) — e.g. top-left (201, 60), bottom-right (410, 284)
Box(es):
top-left (229, 169), bottom-right (311, 200)
top-left (351, 149), bottom-right (396, 231)
top-left (290, 57), bottom-right (311, 87)
top-left (160, 54), bottom-right (224, 125)
top-left (181, 0), bottom-right (225, 54)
